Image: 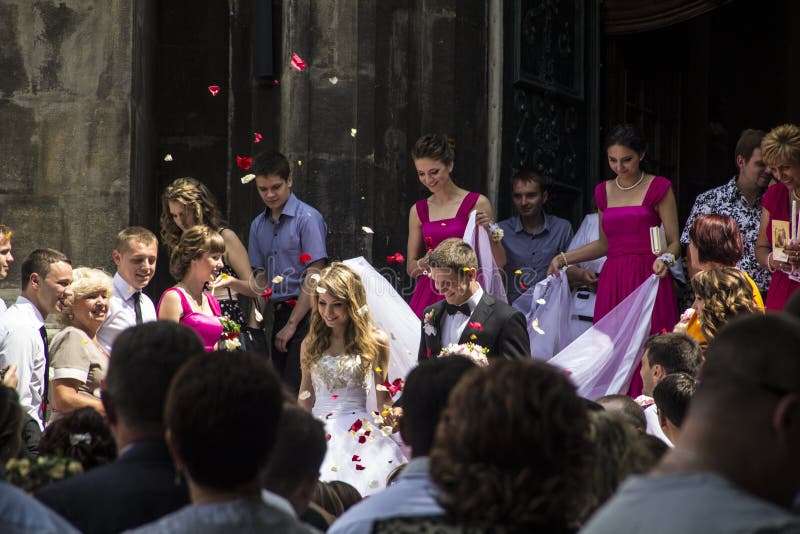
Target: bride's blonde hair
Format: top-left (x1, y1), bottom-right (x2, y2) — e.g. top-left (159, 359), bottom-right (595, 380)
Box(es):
top-left (302, 263), bottom-right (381, 372)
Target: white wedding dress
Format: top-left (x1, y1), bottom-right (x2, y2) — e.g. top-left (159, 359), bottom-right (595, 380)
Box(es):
top-left (311, 353), bottom-right (407, 496)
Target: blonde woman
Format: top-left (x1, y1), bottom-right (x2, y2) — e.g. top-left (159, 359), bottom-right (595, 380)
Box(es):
top-left (690, 267), bottom-right (762, 348)
top-left (49, 268), bottom-right (114, 419)
top-left (298, 263), bottom-right (406, 496)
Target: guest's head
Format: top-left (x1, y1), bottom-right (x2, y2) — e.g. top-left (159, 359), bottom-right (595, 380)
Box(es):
top-left (263, 404), bottom-right (327, 515)
top-left (427, 238), bottom-right (479, 306)
top-left (327, 481), bottom-right (362, 512)
top-left (595, 394), bottom-right (646, 433)
top-left (168, 225), bottom-right (225, 283)
top-left (102, 322), bottom-right (203, 444)
top-left (691, 267), bottom-right (759, 344)
top-left (20, 248), bottom-right (73, 317)
top-left (762, 124), bottom-right (800, 189)
top-left (312, 481), bottom-right (345, 518)
top-left (252, 152), bottom-right (292, 212)
top-left (0, 225), bottom-right (14, 280)
top-left (687, 214), bottom-right (744, 277)
top-left (430, 360), bottom-right (592, 531)
top-left (605, 124), bottom-right (646, 178)
top-left (54, 268), bottom-right (114, 338)
top-left (165, 351), bottom-right (283, 496)
top-left (112, 227), bottom-right (158, 291)
top-left (412, 134), bottom-right (456, 194)
top-left (38, 407), bottom-right (116, 471)
top-left (653, 373), bottom-right (697, 443)
top-left (160, 177), bottom-right (225, 251)
top-left (640, 333), bottom-right (701, 397)
top-left (735, 129), bottom-right (770, 190)
top-left (511, 169), bottom-right (551, 220)
top-left (0, 387), bottom-right (23, 463)
top-left (400, 356), bottom-right (477, 457)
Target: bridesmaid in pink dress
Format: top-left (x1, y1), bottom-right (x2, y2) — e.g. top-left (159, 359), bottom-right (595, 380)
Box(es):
top-left (158, 225), bottom-right (225, 351)
top-left (406, 134), bottom-right (506, 317)
top-left (548, 125), bottom-right (679, 396)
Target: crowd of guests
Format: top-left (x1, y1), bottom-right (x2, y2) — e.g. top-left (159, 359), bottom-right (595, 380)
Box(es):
top-left (0, 122), bottom-right (797, 532)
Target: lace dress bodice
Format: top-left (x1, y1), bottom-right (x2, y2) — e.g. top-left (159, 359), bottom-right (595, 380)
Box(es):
top-left (310, 354), bottom-right (370, 417)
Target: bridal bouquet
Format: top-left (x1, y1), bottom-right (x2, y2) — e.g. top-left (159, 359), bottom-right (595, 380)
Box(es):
top-left (219, 316), bottom-right (242, 350)
top-left (438, 342), bottom-right (489, 367)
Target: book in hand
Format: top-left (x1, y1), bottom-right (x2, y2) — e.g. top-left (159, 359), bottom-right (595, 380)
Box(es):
top-left (650, 226), bottom-right (667, 255)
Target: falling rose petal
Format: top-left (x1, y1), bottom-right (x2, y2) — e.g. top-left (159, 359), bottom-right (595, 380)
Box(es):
top-left (329, 76), bottom-right (338, 84)
top-left (536, 298), bottom-right (546, 305)
top-left (355, 465), bottom-right (366, 471)
top-left (297, 160), bottom-right (303, 166)
top-left (331, 394), bottom-right (339, 399)
top-left (369, 480), bottom-right (379, 489)
top-left (327, 434), bottom-right (332, 441)
top-left (300, 252), bottom-right (312, 263)
top-left (356, 305), bottom-right (368, 315)
top-left (273, 79), bottom-right (280, 85)
top-left (236, 156), bottom-right (253, 171)
top-left (163, 154), bottom-right (173, 162)
top-left (272, 275), bottom-right (284, 284)
top-left (532, 318), bottom-right (545, 335)
top-left (253, 132), bottom-right (263, 143)
top-left (316, 286), bottom-right (327, 294)
top-left (514, 269), bottom-right (522, 275)
top-left (326, 412), bottom-right (333, 419)
top-left (374, 366), bottom-right (382, 373)
top-left (358, 436), bottom-right (366, 444)
top-left (309, 273), bottom-right (321, 283)
top-left (290, 52), bottom-right (308, 71)
top-left (362, 226), bottom-right (374, 234)
top-left (376, 384), bottom-right (388, 392)
top-left (380, 426), bottom-right (393, 436)
top-left (361, 196), bottom-right (366, 200)
top-left (298, 390), bottom-right (311, 400)
top-left (470, 334), bottom-right (477, 340)
top-left (351, 455), bottom-right (361, 462)
top-left (240, 174), bottom-right (256, 184)
top-left (331, 464), bottom-right (338, 471)
top-left (208, 85), bottom-right (221, 96)
top-left (81, 340), bottom-right (89, 345)
top-left (260, 287), bottom-right (272, 300)
top-left (286, 299), bottom-right (297, 308)
top-left (350, 128), bottom-right (357, 138)
top-left (520, 282), bottom-right (527, 290)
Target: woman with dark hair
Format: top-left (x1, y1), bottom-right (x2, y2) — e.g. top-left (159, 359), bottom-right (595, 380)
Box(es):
top-left (548, 124), bottom-right (679, 396)
top-left (157, 225), bottom-right (225, 351)
top-left (129, 351), bottom-right (314, 533)
top-left (406, 134), bottom-right (505, 317)
top-left (38, 407), bottom-right (116, 471)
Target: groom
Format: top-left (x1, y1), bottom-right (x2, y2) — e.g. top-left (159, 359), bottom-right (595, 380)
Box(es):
top-left (418, 238), bottom-right (530, 361)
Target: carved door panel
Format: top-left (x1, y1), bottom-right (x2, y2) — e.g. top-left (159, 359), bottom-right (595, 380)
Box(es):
top-left (501, 0), bottom-right (600, 224)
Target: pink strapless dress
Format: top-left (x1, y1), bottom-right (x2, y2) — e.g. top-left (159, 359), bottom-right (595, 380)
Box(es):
top-left (157, 287), bottom-right (223, 351)
top-left (409, 192), bottom-right (480, 318)
top-left (594, 177), bottom-right (678, 397)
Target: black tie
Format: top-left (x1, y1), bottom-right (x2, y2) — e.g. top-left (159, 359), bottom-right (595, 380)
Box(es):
top-left (445, 302), bottom-right (471, 316)
top-left (133, 291), bottom-right (143, 325)
top-left (39, 326), bottom-right (50, 419)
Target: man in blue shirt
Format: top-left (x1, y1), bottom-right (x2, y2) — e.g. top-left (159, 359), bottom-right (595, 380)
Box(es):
top-left (498, 170), bottom-right (573, 303)
top-left (248, 152), bottom-right (327, 393)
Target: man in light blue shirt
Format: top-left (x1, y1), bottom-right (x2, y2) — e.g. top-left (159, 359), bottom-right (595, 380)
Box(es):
top-left (498, 170), bottom-right (573, 303)
top-left (329, 357), bottom-right (476, 534)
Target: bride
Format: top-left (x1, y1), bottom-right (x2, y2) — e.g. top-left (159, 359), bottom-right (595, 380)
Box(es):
top-left (298, 263), bottom-right (407, 496)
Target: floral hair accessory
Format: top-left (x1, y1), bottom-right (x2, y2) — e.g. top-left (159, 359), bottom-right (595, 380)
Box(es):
top-left (69, 433), bottom-right (92, 446)
top-left (356, 305), bottom-right (368, 315)
top-left (240, 173), bottom-right (256, 184)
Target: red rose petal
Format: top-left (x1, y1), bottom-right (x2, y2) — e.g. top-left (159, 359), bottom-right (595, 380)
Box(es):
top-left (355, 464), bottom-right (365, 471)
top-left (358, 436), bottom-right (366, 444)
top-left (236, 156), bottom-right (253, 171)
top-left (290, 52), bottom-right (308, 71)
top-left (326, 434), bottom-right (332, 441)
top-left (349, 419), bottom-right (363, 432)
top-left (253, 132), bottom-right (263, 143)
top-left (364, 430), bottom-right (371, 436)
top-left (260, 287), bottom-right (272, 300)
top-left (331, 394), bottom-right (339, 399)
top-left (351, 454), bottom-right (361, 462)
top-left (393, 252), bottom-right (405, 264)
top-left (208, 85), bottom-right (221, 96)
top-left (300, 252), bottom-right (312, 263)
top-left (285, 299), bottom-right (297, 308)
top-left (273, 79), bottom-right (280, 85)
top-left (468, 321), bottom-right (483, 331)
top-left (326, 412), bottom-right (333, 419)
top-left (386, 255), bottom-right (396, 264)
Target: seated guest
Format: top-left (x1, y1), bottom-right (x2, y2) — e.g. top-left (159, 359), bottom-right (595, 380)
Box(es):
top-left (595, 395), bottom-right (646, 434)
top-left (262, 404), bottom-right (329, 529)
top-left (652, 373), bottom-right (697, 444)
top-left (378, 360), bottom-right (592, 533)
top-left (157, 225), bottom-right (225, 351)
top-left (581, 314), bottom-right (800, 533)
top-left (38, 407), bottom-right (116, 472)
top-left (330, 356), bottom-right (476, 534)
top-left (129, 351), bottom-right (315, 533)
top-left (36, 322), bottom-right (203, 534)
top-left (638, 333), bottom-right (701, 446)
top-left (48, 267), bottom-right (114, 420)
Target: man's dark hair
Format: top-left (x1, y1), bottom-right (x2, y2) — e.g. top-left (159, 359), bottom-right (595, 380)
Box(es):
top-left (512, 168), bottom-right (553, 194)
top-left (165, 351), bottom-right (284, 490)
top-left (252, 151), bottom-right (291, 180)
top-left (21, 248), bottom-right (71, 290)
top-left (653, 373), bottom-right (697, 428)
top-left (595, 394), bottom-right (646, 433)
top-left (402, 356), bottom-right (477, 456)
top-left (103, 322), bottom-right (203, 433)
top-left (263, 404), bottom-right (326, 496)
top-left (735, 128), bottom-right (766, 162)
top-left (643, 333), bottom-right (701, 377)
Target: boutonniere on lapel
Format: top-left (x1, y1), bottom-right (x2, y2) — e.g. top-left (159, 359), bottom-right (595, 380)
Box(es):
top-left (467, 321), bottom-right (482, 340)
top-left (423, 309), bottom-right (437, 337)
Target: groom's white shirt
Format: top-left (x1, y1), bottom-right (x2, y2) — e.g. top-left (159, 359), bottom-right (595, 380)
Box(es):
top-left (440, 288), bottom-right (483, 347)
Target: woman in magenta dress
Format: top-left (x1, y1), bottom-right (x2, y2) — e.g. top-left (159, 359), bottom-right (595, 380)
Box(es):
top-left (157, 225), bottom-right (224, 351)
top-left (407, 134), bottom-right (506, 317)
top-left (548, 124), bottom-right (679, 396)
top-left (755, 124), bottom-right (800, 309)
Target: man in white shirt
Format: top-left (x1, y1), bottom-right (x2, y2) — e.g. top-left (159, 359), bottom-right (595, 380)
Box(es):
top-left (330, 356), bottom-right (477, 534)
top-left (0, 248), bottom-right (73, 429)
top-left (0, 224), bottom-right (14, 314)
top-left (97, 227), bottom-right (159, 354)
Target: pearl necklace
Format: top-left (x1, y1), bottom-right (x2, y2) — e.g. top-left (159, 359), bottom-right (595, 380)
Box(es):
top-left (615, 171), bottom-right (645, 191)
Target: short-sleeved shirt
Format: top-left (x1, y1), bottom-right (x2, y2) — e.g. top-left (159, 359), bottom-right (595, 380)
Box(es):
top-left (680, 176), bottom-right (770, 292)
top-left (248, 193), bottom-right (328, 301)
top-left (499, 213), bottom-right (574, 303)
top-left (48, 326), bottom-right (108, 419)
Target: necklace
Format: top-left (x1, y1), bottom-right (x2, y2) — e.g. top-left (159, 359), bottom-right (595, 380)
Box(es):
top-left (615, 171), bottom-right (645, 191)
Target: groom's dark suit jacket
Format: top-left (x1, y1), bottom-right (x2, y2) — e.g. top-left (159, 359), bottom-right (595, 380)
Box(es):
top-left (418, 293), bottom-right (530, 361)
